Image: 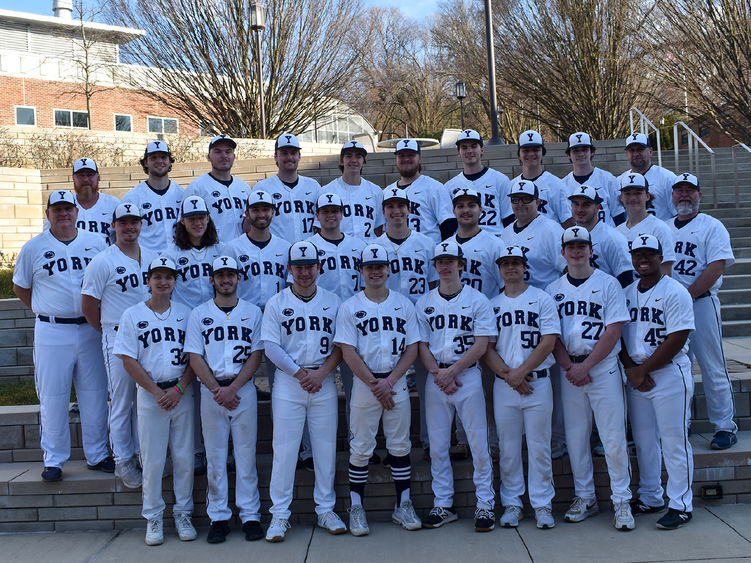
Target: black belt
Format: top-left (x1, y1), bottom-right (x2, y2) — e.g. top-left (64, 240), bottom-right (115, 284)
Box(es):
top-left (38, 315), bottom-right (87, 325)
top-left (696, 291), bottom-right (711, 300)
top-left (156, 379), bottom-right (179, 390)
top-left (496, 368), bottom-right (548, 381)
top-left (302, 365), bottom-right (322, 370)
top-left (569, 355), bottom-right (588, 364)
top-left (372, 372), bottom-right (391, 379)
top-left (438, 362), bottom-right (477, 370)
top-left (216, 377), bottom-right (237, 387)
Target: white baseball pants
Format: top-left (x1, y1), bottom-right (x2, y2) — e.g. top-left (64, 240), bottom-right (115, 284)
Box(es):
top-left (103, 326), bottom-right (139, 463)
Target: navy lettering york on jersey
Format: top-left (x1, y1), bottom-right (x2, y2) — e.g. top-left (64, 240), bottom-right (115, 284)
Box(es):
top-left (674, 241), bottom-right (697, 257)
top-left (177, 262), bottom-right (213, 282)
top-left (355, 314), bottom-right (407, 336)
top-left (201, 324), bottom-right (254, 345)
top-left (495, 309), bottom-right (539, 329)
top-left (280, 315), bottom-right (334, 336)
top-left (342, 204), bottom-right (375, 220)
top-left (629, 306), bottom-right (664, 325)
top-left (115, 270), bottom-right (149, 292)
top-left (137, 326), bottom-right (186, 348)
top-left (210, 194), bottom-right (245, 215)
top-left (320, 254), bottom-right (361, 275)
top-left (274, 198), bottom-right (316, 216)
top-left (141, 206), bottom-right (178, 226)
top-left (78, 219), bottom-right (110, 237)
top-left (238, 260), bottom-right (286, 280)
top-left (41, 255), bottom-right (92, 276)
top-left (388, 256), bottom-right (425, 275)
top-left (557, 300), bottom-right (603, 320)
top-left (426, 313), bottom-right (473, 332)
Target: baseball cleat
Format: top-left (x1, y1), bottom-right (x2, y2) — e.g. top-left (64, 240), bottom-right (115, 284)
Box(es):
top-left (656, 508), bottom-right (692, 530)
top-left (449, 443), bottom-right (470, 460)
top-left (564, 497), bottom-right (599, 523)
top-left (265, 517), bottom-right (290, 542)
top-left (87, 455), bottom-right (115, 473)
top-left (423, 506), bottom-right (458, 528)
top-left (206, 520), bottom-right (230, 544)
top-left (145, 518), bottom-right (164, 546)
top-left (242, 520), bottom-right (263, 541)
top-left (613, 501), bottom-right (635, 531)
top-left (500, 505), bottom-right (523, 528)
top-left (630, 498), bottom-right (666, 516)
top-left (348, 505), bottom-right (369, 536)
top-left (175, 513), bottom-right (197, 541)
top-left (41, 466), bottom-right (62, 482)
top-left (474, 508), bottom-right (495, 532)
top-left (317, 511), bottom-right (347, 534)
top-left (535, 507), bottom-right (555, 529)
top-left (392, 500), bottom-right (422, 530)
top-left (711, 431), bottom-right (737, 450)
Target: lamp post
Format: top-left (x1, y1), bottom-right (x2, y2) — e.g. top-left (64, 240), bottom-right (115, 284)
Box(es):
top-left (249, 1), bottom-right (266, 139)
top-left (484, 0), bottom-right (502, 144)
top-left (455, 81), bottom-right (466, 129)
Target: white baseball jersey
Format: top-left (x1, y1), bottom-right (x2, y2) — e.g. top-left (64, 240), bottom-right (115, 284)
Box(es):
top-left (251, 175), bottom-right (321, 242)
top-left (121, 180), bottom-right (184, 252)
top-left (618, 165), bottom-right (677, 221)
top-left (489, 286), bottom-right (560, 371)
top-left (376, 231), bottom-right (437, 304)
top-left (589, 221), bottom-right (632, 278)
top-left (563, 168), bottom-right (623, 225)
top-left (81, 244), bottom-right (159, 328)
top-left (223, 233), bottom-right (290, 309)
top-left (449, 229), bottom-right (505, 299)
top-left (261, 286), bottom-right (341, 368)
top-left (415, 285), bottom-right (495, 365)
top-left (444, 167), bottom-right (512, 235)
top-left (13, 229), bottom-right (106, 316)
top-left (511, 171), bottom-right (571, 224)
top-left (185, 173), bottom-right (251, 242)
top-left (502, 215), bottom-right (566, 290)
top-left (160, 242), bottom-right (225, 308)
top-left (385, 175), bottom-right (454, 243)
top-left (622, 276), bottom-right (694, 364)
top-left (667, 213), bottom-right (735, 296)
top-left (307, 232), bottom-right (366, 301)
top-left (184, 298), bottom-right (264, 380)
top-left (546, 269), bottom-right (630, 361)
top-left (335, 290), bottom-right (420, 397)
top-left (616, 214), bottom-right (676, 264)
top-left (320, 177), bottom-right (385, 240)
top-left (113, 300), bottom-right (192, 383)
top-left (44, 193), bottom-right (120, 243)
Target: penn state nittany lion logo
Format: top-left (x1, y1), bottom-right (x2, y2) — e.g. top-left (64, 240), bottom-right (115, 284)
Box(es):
top-left (116, 266), bottom-right (126, 274)
top-left (273, 192), bottom-right (283, 200)
top-left (202, 317), bottom-right (213, 326)
top-left (142, 202), bottom-right (152, 210)
top-left (137, 321), bottom-right (148, 329)
top-left (238, 254), bottom-right (249, 262)
top-left (178, 257), bottom-right (189, 266)
top-left (282, 308), bottom-right (294, 317)
top-left (212, 191), bottom-right (221, 198)
top-left (554, 293), bottom-right (564, 302)
top-left (355, 311), bottom-right (367, 319)
top-left (424, 307), bottom-right (434, 315)
top-left (44, 251), bottom-right (55, 259)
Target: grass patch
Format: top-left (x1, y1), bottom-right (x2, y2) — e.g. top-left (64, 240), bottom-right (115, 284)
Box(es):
top-left (0, 380), bottom-right (77, 406)
top-left (0, 269), bottom-right (13, 299)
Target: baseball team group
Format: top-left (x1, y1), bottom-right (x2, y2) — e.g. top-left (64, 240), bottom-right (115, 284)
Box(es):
top-left (12, 127), bottom-right (736, 545)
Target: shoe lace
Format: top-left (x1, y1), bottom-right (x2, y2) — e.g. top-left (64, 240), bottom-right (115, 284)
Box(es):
top-left (615, 502), bottom-right (630, 519)
top-left (505, 506), bottom-right (522, 517)
top-left (349, 506), bottom-right (367, 525)
top-left (175, 514), bottom-right (190, 528)
top-left (570, 497), bottom-right (588, 513)
top-left (429, 506), bottom-right (450, 518)
top-left (475, 508), bottom-right (493, 521)
top-left (320, 512), bottom-right (340, 528)
top-left (148, 519), bottom-right (161, 534)
top-left (271, 517), bottom-right (290, 531)
top-left (537, 506), bottom-right (553, 517)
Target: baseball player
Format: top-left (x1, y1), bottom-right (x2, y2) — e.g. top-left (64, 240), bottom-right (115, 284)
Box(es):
top-left (618, 133), bottom-right (677, 221)
top-left (251, 133), bottom-right (321, 242)
top-left (569, 185), bottom-right (633, 288)
top-left (82, 202), bottom-right (159, 488)
top-left (114, 257), bottom-right (197, 546)
top-left (13, 190), bottom-right (110, 481)
top-left (484, 246), bottom-right (560, 529)
top-left (320, 140), bottom-right (384, 240)
top-left (376, 188), bottom-right (438, 458)
top-left (385, 138), bottom-right (455, 243)
top-left (335, 243), bottom-right (422, 535)
top-left (620, 234), bottom-right (695, 529)
top-left (616, 173), bottom-right (676, 275)
top-left (512, 130), bottom-right (572, 226)
top-left (444, 129), bottom-right (512, 235)
top-left (546, 226), bottom-right (634, 531)
top-left (262, 241), bottom-right (346, 542)
top-left (563, 132), bottom-right (624, 226)
top-left (416, 241), bottom-right (496, 533)
top-left (667, 173), bottom-right (737, 449)
top-left (185, 256), bottom-right (265, 544)
top-left (185, 134), bottom-right (251, 242)
top-left (121, 140), bottom-right (184, 252)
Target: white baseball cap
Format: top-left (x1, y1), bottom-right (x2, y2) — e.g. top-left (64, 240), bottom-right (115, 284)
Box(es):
top-left (181, 195), bottom-right (209, 217)
top-left (673, 172), bottom-right (701, 191)
top-left (275, 133), bottom-right (300, 150)
top-left (518, 130), bottom-right (544, 148)
top-left (73, 157), bottom-right (98, 174)
top-left (625, 132), bottom-right (650, 148)
top-left (568, 185), bottom-right (602, 204)
top-left (561, 225), bottom-right (592, 246)
top-left (451, 187), bottom-right (482, 206)
top-left (619, 172), bottom-right (648, 191)
top-left (360, 243), bottom-right (390, 266)
top-left (508, 179), bottom-right (539, 199)
top-left (289, 241), bottom-right (320, 265)
top-left (148, 256), bottom-right (177, 274)
top-left (248, 190), bottom-right (274, 207)
top-left (113, 202), bottom-right (141, 221)
top-left (341, 139), bottom-right (367, 155)
top-left (209, 134), bottom-right (237, 150)
top-left (455, 129), bottom-right (483, 147)
top-left (433, 240), bottom-right (464, 261)
top-left (382, 187), bottom-right (410, 205)
top-left (496, 245), bottom-right (527, 264)
top-left (394, 138), bottom-right (421, 154)
top-left (566, 132), bottom-right (593, 152)
top-left (629, 233), bottom-right (662, 253)
top-left (212, 255), bottom-right (239, 273)
top-left (47, 190), bottom-right (76, 208)
top-left (145, 140), bottom-right (171, 155)
top-left (316, 192), bottom-right (343, 210)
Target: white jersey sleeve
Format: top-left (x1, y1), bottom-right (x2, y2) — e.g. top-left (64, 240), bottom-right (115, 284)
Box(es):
top-left (252, 175), bottom-right (320, 241)
top-left (121, 180), bottom-right (184, 252)
top-left (590, 222), bottom-right (632, 278)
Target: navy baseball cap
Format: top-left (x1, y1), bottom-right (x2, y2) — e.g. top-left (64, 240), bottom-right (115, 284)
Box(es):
top-left (181, 195), bottom-right (209, 217)
top-left (455, 129), bottom-right (483, 147)
top-left (212, 256), bottom-right (239, 273)
top-left (630, 234), bottom-right (662, 253)
top-left (113, 202), bottom-right (141, 221)
top-left (496, 245), bottom-right (527, 265)
top-left (673, 172), bottom-right (701, 191)
top-left (73, 158), bottom-right (98, 174)
top-left (360, 244), bottom-right (390, 266)
top-left (289, 241), bottom-right (320, 265)
top-left (561, 226), bottom-right (592, 246)
top-left (148, 256), bottom-right (177, 274)
top-left (209, 134), bottom-right (237, 150)
top-left (394, 138), bottom-right (421, 154)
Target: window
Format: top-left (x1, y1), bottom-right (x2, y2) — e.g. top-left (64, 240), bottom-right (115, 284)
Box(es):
top-left (15, 106), bottom-right (36, 126)
top-left (699, 124), bottom-right (710, 138)
top-left (115, 114), bottom-right (132, 132)
top-left (54, 109), bottom-right (89, 129)
top-left (148, 117), bottom-right (178, 134)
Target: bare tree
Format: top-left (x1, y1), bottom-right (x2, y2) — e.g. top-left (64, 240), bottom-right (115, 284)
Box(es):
top-left (653, 0), bottom-right (751, 143)
top-left (105, 0), bottom-right (365, 138)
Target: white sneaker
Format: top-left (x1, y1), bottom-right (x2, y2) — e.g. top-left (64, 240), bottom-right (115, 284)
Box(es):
top-left (535, 506), bottom-right (555, 529)
top-left (145, 518), bottom-right (163, 546)
top-left (348, 505), bottom-right (369, 536)
top-left (500, 505), bottom-right (523, 528)
top-left (564, 496), bottom-right (599, 523)
top-left (317, 511), bottom-right (347, 534)
top-left (174, 513), bottom-right (197, 541)
top-left (115, 457), bottom-right (142, 489)
top-left (392, 500), bottom-right (422, 531)
top-left (265, 516), bottom-right (290, 542)
top-left (613, 501), bottom-right (635, 531)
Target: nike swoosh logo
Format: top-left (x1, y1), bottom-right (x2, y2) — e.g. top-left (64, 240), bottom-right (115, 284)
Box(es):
top-left (527, 237), bottom-right (534, 241)
top-left (474, 249), bottom-right (481, 252)
top-left (591, 290), bottom-right (600, 293)
top-left (305, 191), bottom-right (312, 195)
top-left (462, 306), bottom-right (470, 309)
top-left (323, 307), bottom-right (330, 311)
top-left (655, 298), bottom-right (662, 302)
top-left (275, 253), bottom-right (284, 256)
top-left (413, 191), bottom-right (421, 195)
top-left (101, 212), bottom-right (109, 215)
top-left (177, 318), bottom-right (184, 321)
top-left (85, 247), bottom-right (93, 251)
top-left (365, 197), bottom-right (372, 200)
top-left (394, 307), bottom-right (401, 311)
top-left (242, 317), bottom-right (250, 321)
top-left (485, 185), bottom-right (492, 189)
top-left (528, 302), bottom-right (536, 305)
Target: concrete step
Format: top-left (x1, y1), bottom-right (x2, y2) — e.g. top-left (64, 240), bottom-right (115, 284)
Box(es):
top-left (725, 259), bottom-right (751, 275)
top-left (720, 303), bottom-right (751, 322)
top-left (719, 288), bottom-right (751, 305)
top-left (730, 248), bottom-right (751, 258)
top-left (719, 274), bottom-right (751, 290)
top-left (722, 321), bottom-right (751, 338)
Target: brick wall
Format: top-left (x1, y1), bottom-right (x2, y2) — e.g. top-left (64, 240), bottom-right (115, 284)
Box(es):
top-left (0, 167), bottom-right (44, 258)
top-left (0, 298), bottom-right (34, 383)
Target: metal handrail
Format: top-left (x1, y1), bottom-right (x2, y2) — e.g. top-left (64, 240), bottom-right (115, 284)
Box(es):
top-left (672, 121), bottom-right (717, 207)
top-left (629, 107), bottom-right (662, 167)
top-left (731, 143), bottom-right (751, 206)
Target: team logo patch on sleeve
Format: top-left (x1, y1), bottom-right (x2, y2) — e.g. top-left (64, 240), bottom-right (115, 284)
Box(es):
top-left (202, 317), bottom-right (214, 326)
top-left (318, 249), bottom-right (326, 257)
top-left (424, 307), bottom-right (434, 314)
top-left (137, 321), bottom-right (149, 329)
top-left (554, 293), bottom-right (564, 302)
top-left (273, 193), bottom-right (283, 200)
top-left (44, 251), bottom-right (55, 259)
top-left (142, 202), bottom-right (152, 210)
top-left (116, 266), bottom-right (126, 274)
top-left (212, 191), bottom-right (221, 198)
top-left (282, 308), bottom-right (294, 317)
top-left (178, 257), bottom-right (189, 266)
top-left (355, 310), bottom-right (367, 319)
top-left (238, 254), bottom-right (249, 262)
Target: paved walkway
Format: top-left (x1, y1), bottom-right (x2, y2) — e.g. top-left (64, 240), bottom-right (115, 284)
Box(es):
top-left (724, 336), bottom-right (751, 367)
top-left (1, 504), bottom-right (750, 563)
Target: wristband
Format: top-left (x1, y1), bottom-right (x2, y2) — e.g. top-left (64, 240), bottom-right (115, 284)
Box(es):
top-left (385, 377), bottom-right (393, 389)
top-left (174, 383), bottom-right (184, 395)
